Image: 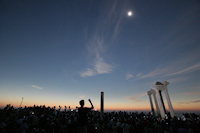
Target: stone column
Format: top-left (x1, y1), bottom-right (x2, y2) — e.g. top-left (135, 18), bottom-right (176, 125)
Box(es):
top-left (148, 94), bottom-right (155, 115)
top-left (153, 92), bottom-right (160, 115)
top-left (155, 89), bottom-right (165, 118)
top-left (159, 90), bottom-right (167, 114)
top-left (163, 82), bottom-right (175, 118)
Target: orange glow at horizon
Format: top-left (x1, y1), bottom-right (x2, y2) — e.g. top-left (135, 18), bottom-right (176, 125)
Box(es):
top-left (1, 98), bottom-right (200, 111)
top-left (1, 103), bottom-right (200, 112)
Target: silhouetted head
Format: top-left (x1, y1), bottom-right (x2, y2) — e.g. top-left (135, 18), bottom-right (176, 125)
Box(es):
top-left (79, 100), bottom-right (84, 107)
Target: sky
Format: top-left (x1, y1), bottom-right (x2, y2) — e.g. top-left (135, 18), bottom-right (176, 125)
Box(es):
top-left (0, 0), bottom-right (200, 112)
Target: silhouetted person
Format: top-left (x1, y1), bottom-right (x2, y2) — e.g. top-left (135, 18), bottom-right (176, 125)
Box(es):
top-left (78, 99), bottom-right (94, 133)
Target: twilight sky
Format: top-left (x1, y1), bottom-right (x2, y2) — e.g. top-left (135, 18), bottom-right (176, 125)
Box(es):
top-left (0, 0), bottom-right (200, 111)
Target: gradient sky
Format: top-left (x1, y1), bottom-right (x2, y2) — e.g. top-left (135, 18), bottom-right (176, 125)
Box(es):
top-left (1, 0), bottom-right (200, 112)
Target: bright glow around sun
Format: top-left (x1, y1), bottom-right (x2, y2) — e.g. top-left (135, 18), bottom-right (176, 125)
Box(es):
top-left (128, 11), bottom-right (132, 16)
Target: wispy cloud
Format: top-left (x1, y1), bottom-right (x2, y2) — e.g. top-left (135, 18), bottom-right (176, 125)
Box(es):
top-left (126, 74), bottom-right (134, 80)
top-left (138, 62), bottom-right (200, 79)
top-left (86, 1), bottom-right (126, 55)
top-left (31, 85), bottom-right (43, 90)
top-left (80, 68), bottom-right (96, 77)
top-left (191, 99), bottom-right (200, 103)
top-left (166, 63), bottom-right (200, 76)
top-left (177, 99), bottom-right (200, 105)
top-left (139, 66), bottom-right (169, 79)
top-left (94, 55), bottom-right (112, 74)
top-left (136, 49), bottom-right (200, 79)
top-left (80, 55), bottom-right (113, 77)
top-left (81, 1), bottom-right (128, 78)
top-left (126, 93), bottom-right (146, 102)
top-left (136, 73), bottom-right (142, 77)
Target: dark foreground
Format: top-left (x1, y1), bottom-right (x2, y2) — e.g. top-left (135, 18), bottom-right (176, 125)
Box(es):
top-left (0, 105), bottom-right (200, 133)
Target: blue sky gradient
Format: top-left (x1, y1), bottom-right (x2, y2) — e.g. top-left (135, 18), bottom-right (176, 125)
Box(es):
top-left (1, 0), bottom-right (200, 111)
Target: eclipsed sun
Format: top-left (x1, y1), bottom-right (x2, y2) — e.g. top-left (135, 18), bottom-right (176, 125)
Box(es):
top-left (128, 11), bottom-right (132, 16)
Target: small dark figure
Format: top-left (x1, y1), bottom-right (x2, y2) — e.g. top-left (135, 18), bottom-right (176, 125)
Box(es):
top-left (78, 99), bottom-right (94, 133)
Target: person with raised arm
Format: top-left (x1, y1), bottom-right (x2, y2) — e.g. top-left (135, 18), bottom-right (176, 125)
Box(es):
top-left (78, 99), bottom-right (94, 133)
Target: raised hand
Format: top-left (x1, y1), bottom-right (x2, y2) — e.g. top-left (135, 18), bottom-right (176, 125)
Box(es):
top-left (88, 99), bottom-right (91, 103)
top-left (88, 99), bottom-right (94, 109)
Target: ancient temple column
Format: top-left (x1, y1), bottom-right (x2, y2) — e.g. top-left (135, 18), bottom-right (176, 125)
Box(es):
top-left (148, 93), bottom-right (155, 115)
top-left (159, 90), bottom-right (167, 114)
top-left (153, 92), bottom-right (160, 115)
top-left (149, 81), bottom-right (175, 118)
top-left (153, 87), bottom-right (165, 118)
top-left (163, 81), bottom-right (175, 118)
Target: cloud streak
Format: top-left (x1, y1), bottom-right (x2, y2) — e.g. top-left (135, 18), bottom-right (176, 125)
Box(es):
top-left (81, 1), bottom-right (127, 78)
top-left (134, 48), bottom-right (200, 80)
top-left (94, 56), bottom-right (112, 74)
top-left (126, 74), bottom-right (134, 80)
top-left (166, 63), bottom-right (200, 76)
top-left (80, 68), bottom-right (96, 77)
top-left (126, 93), bottom-right (146, 102)
top-left (138, 62), bottom-right (200, 79)
top-left (31, 85), bottom-right (43, 90)
top-left (80, 56), bottom-right (113, 77)
top-left (86, 1), bottom-right (126, 55)
top-left (178, 99), bottom-right (200, 105)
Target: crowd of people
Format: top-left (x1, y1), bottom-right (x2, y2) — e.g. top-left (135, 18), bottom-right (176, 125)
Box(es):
top-left (0, 104), bottom-right (200, 133)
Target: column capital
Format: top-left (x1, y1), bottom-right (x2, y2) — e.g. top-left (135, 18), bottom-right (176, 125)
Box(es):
top-left (147, 91), bottom-right (151, 95)
top-left (151, 89), bottom-right (156, 94)
top-left (147, 89), bottom-right (155, 95)
top-left (162, 81), bottom-right (169, 87)
top-left (151, 85), bottom-right (165, 91)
